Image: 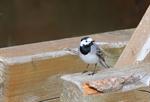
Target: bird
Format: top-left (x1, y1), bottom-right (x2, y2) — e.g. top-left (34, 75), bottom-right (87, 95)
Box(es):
top-left (79, 36), bottom-right (110, 75)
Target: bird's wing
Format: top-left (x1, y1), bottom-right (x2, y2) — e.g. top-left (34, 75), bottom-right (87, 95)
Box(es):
top-left (94, 44), bottom-right (110, 68)
top-left (94, 44), bottom-right (105, 62)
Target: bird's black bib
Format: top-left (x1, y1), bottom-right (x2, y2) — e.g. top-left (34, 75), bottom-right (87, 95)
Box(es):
top-left (80, 45), bottom-right (91, 55)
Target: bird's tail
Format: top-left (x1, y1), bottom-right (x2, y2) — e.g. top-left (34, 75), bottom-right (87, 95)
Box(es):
top-left (99, 60), bottom-right (110, 68)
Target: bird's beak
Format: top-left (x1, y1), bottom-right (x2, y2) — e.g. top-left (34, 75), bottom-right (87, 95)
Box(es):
top-left (92, 40), bottom-right (95, 42)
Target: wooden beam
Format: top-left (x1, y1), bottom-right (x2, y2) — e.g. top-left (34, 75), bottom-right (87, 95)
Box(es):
top-left (61, 64), bottom-right (150, 102)
top-left (115, 6), bottom-right (150, 68)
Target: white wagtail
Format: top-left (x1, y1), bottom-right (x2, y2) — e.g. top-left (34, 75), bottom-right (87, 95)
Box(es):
top-left (79, 37), bottom-right (110, 75)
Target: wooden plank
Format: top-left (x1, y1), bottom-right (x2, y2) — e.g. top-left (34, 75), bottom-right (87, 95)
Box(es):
top-left (115, 5), bottom-right (150, 68)
top-left (4, 55), bottom-right (83, 102)
top-left (61, 64), bottom-right (150, 102)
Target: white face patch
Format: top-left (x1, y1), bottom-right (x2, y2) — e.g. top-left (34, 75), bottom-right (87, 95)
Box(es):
top-left (80, 37), bottom-right (93, 46)
top-left (87, 38), bottom-right (93, 42)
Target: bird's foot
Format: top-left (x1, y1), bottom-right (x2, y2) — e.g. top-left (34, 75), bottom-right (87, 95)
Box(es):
top-left (88, 72), bottom-right (96, 76)
top-left (82, 70), bottom-right (88, 74)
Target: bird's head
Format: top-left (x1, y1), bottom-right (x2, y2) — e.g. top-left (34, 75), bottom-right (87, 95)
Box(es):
top-left (80, 37), bottom-right (95, 47)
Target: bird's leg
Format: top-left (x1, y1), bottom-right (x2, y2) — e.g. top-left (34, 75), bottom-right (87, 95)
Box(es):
top-left (88, 63), bottom-right (97, 75)
top-left (93, 63), bottom-right (97, 73)
top-left (82, 64), bottom-right (89, 73)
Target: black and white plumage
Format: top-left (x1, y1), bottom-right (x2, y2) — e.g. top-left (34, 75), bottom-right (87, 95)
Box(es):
top-left (79, 37), bottom-right (110, 75)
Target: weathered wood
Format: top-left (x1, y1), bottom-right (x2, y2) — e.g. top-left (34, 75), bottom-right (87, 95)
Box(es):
top-left (115, 5), bottom-right (150, 68)
top-left (61, 64), bottom-right (150, 102)
top-left (0, 29), bottom-right (133, 102)
top-left (3, 56), bottom-right (83, 102)
top-left (86, 74), bottom-right (141, 93)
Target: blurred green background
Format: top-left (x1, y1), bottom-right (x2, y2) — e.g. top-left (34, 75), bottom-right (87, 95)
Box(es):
top-left (0, 0), bottom-right (150, 47)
